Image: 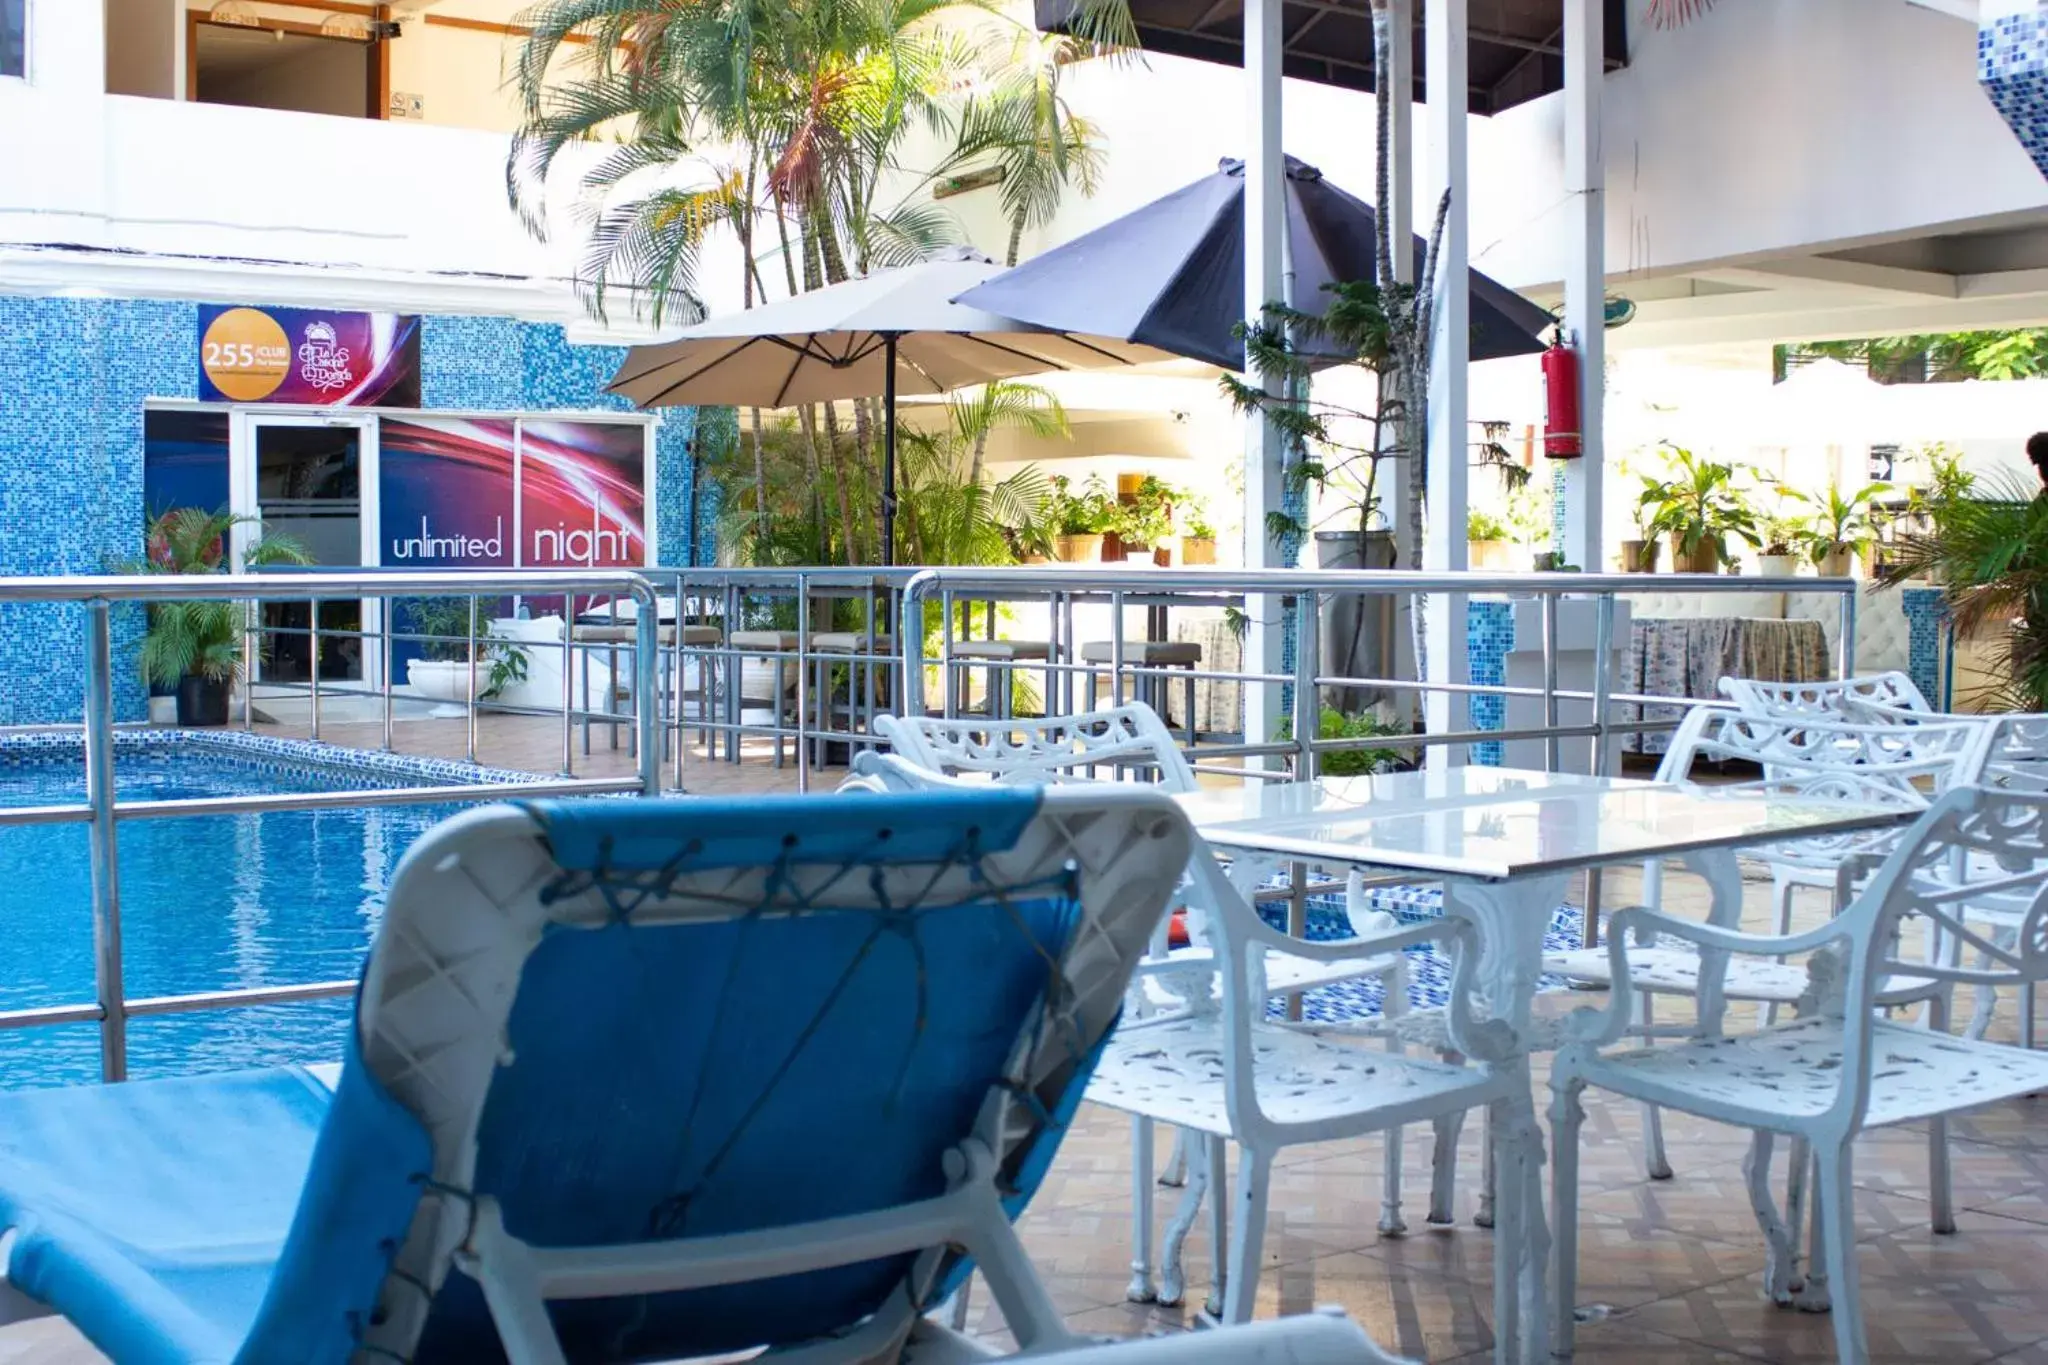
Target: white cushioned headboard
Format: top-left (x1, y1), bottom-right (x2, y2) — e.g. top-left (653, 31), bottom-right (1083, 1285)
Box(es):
top-left (1612, 584), bottom-right (1908, 679)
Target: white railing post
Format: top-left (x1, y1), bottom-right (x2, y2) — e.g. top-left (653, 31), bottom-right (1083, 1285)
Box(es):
top-left (1423, 0), bottom-right (1471, 767)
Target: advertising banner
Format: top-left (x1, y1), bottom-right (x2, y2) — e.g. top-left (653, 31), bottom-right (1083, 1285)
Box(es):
top-left (142, 409), bottom-right (232, 518)
top-left (519, 420), bottom-right (648, 568)
top-left (198, 305), bottom-right (422, 407)
top-left (379, 417), bottom-right (517, 567)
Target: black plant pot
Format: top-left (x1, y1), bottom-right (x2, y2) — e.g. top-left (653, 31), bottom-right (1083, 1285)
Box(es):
top-left (175, 675), bottom-right (231, 727)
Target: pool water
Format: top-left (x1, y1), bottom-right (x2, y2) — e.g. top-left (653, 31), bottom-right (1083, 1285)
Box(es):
top-left (0, 739), bottom-right (503, 1089)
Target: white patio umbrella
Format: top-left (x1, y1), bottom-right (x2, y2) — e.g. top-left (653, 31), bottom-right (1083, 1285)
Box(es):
top-left (606, 253), bottom-right (1171, 564)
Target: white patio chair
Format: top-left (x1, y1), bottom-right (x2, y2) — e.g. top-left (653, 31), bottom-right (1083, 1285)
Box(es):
top-left (1934, 713), bottom-right (2048, 1044)
top-left (1549, 783), bottom-right (2048, 1364)
top-left (1545, 704), bottom-right (1975, 1181)
top-left (1088, 834), bottom-right (1527, 1345)
top-left (1717, 670), bottom-right (1932, 719)
top-left (1718, 672), bottom-right (1969, 938)
top-left (856, 706), bottom-right (1429, 1304)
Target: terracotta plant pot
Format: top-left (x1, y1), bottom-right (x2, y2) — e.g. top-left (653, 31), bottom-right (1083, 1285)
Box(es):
top-left (1468, 539), bottom-right (1510, 571)
top-left (1669, 536), bottom-right (1720, 575)
top-left (1620, 539), bottom-right (1659, 573)
top-left (1181, 536), bottom-right (1216, 566)
top-left (1054, 534), bottom-right (1104, 563)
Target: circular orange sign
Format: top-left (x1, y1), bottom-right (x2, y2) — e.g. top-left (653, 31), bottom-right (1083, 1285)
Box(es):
top-left (201, 308), bottom-right (291, 401)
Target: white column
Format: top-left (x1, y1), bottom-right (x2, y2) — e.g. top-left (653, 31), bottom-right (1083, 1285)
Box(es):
top-left (1423, 0), bottom-right (1469, 765)
top-left (1242, 0), bottom-right (1288, 762)
top-left (1560, 0), bottom-right (1606, 571)
top-left (1384, 0), bottom-right (1417, 568)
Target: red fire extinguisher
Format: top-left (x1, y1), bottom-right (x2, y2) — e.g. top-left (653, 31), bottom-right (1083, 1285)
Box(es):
top-left (1542, 333), bottom-right (1582, 459)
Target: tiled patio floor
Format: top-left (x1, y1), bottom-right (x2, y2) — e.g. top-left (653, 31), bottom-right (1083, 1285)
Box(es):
top-left (8, 717), bottom-right (2048, 1361)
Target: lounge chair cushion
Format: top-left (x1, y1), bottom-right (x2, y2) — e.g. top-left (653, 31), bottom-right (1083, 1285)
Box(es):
top-left (0, 1057), bottom-right (428, 1365)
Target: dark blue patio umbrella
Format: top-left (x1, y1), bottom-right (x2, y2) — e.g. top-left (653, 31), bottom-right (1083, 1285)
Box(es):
top-left (955, 156), bottom-right (1553, 371)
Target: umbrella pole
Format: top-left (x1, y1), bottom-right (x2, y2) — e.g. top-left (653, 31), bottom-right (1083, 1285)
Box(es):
top-left (883, 332), bottom-right (898, 567)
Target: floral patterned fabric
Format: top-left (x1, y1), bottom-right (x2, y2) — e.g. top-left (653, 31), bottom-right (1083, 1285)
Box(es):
top-left (1623, 617), bottom-right (1831, 754)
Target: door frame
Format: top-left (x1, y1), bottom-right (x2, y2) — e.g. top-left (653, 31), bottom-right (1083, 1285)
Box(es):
top-left (231, 410), bottom-right (382, 685)
top-left (185, 11), bottom-right (388, 119)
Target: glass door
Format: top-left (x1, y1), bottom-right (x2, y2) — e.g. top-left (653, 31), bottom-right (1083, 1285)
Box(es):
top-left (236, 415), bottom-right (377, 685)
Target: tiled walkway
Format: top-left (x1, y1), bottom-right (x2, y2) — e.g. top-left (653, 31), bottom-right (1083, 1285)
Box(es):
top-left (7, 720), bottom-right (2048, 1361)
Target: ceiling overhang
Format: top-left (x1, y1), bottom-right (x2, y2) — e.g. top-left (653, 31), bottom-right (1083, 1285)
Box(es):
top-left (1039, 0), bottom-right (1629, 115)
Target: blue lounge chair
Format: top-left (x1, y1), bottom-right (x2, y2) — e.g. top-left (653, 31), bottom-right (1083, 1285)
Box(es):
top-left (0, 788), bottom-right (1408, 1364)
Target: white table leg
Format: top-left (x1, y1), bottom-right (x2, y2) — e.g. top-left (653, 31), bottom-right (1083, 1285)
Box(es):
top-left (1441, 872), bottom-right (1569, 1365)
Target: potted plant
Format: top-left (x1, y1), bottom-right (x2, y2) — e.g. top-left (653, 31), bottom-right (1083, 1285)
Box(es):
top-left (1900, 445), bottom-right (1974, 582)
top-left (402, 597), bottom-right (532, 703)
top-left (1755, 517), bottom-right (1806, 578)
top-left (1878, 470), bottom-right (2045, 707)
top-left (1620, 497), bottom-right (1662, 573)
top-left (1112, 475), bottom-right (1176, 565)
top-left (1047, 475), bottom-right (1115, 562)
top-left (1468, 510), bottom-right (1513, 571)
top-left (138, 507), bottom-right (311, 726)
top-left (1800, 482), bottom-right (1889, 577)
top-left (1179, 499), bottom-right (1217, 566)
top-left (1640, 445), bottom-right (1759, 575)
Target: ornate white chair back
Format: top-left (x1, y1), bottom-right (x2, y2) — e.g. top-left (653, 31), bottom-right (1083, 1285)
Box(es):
top-left (1718, 671), bottom-right (1931, 720)
top-left (872, 704), bottom-right (1196, 792)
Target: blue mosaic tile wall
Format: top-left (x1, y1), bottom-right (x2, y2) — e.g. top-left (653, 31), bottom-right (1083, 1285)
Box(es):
top-left (1981, 8), bottom-right (2048, 180)
top-left (1468, 599), bottom-right (1514, 766)
top-left (0, 298), bottom-right (708, 726)
top-left (1901, 585), bottom-right (1951, 710)
top-left (1549, 460), bottom-right (1568, 557)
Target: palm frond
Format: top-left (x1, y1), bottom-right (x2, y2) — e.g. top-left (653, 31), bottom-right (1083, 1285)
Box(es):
top-left (1645, 0), bottom-right (1715, 28)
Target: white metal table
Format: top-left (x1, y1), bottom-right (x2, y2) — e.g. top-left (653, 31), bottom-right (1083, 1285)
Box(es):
top-left (1175, 766), bottom-right (1911, 1363)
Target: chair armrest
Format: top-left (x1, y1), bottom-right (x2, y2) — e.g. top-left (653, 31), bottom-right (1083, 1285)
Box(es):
top-left (1232, 898), bottom-right (1471, 965)
top-left (1559, 904), bottom-right (1857, 1047)
top-left (1606, 904), bottom-right (1852, 959)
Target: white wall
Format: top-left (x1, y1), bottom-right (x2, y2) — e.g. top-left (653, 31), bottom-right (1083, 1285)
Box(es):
top-left (0, 2), bottom-right (597, 322)
top-left (1469, 0), bottom-right (2048, 288)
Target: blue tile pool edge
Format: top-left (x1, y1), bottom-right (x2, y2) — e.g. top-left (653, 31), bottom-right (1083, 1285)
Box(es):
top-left (0, 729), bottom-right (548, 790)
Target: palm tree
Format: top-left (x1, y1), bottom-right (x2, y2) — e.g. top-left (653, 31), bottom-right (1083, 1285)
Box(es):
top-left (137, 508), bottom-right (311, 690)
top-left (1646, 0), bottom-right (1716, 25)
top-left (892, 380), bottom-right (1064, 561)
top-left (509, 0), bottom-right (979, 324)
top-left (938, 31), bottom-right (1107, 265)
top-left (1880, 472), bottom-right (2048, 711)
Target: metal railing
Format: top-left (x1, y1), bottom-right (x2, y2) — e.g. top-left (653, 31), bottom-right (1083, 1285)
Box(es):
top-left (638, 565), bottom-right (1859, 793)
top-left (0, 563), bottom-right (1862, 1081)
top-left (890, 567), bottom-right (1860, 782)
top-left (0, 570), bottom-right (662, 1081)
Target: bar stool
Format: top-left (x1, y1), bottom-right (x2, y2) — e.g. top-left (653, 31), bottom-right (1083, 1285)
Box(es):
top-left (1081, 640), bottom-right (1202, 744)
top-left (949, 639), bottom-right (1054, 721)
top-left (673, 623), bottom-right (724, 754)
top-left (571, 621), bottom-right (680, 757)
top-left (728, 629), bottom-right (802, 767)
top-left (811, 631), bottom-right (895, 765)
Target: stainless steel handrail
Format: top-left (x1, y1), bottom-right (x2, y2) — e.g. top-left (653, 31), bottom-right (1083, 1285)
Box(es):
top-left (0, 569), bottom-right (663, 1081)
top-left (0, 563), bottom-right (1866, 1084)
top-left (895, 567), bottom-right (1860, 777)
top-left (644, 564), bottom-right (1862, 790)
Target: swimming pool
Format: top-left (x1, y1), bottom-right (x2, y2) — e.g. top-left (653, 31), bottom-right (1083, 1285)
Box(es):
top-left (0, 732), bottom-right (542, 1089)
